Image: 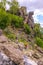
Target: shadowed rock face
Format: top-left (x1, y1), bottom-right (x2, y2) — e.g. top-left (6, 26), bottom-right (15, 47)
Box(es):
top-left (29, 12), bottom-right (34, 19)
top-left (23, 11), bottom-right (34, 29)
top-left (27, 11), bottom-right (34, 29)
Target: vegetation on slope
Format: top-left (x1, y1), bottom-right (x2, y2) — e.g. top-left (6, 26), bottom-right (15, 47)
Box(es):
top-left (36, 37), bottom-right (43, 48)
top-left (0, 0), bottom-right (43, 48)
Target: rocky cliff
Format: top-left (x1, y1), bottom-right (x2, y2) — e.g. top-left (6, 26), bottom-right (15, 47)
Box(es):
top-left (18, 7), bottom-right (34, 29)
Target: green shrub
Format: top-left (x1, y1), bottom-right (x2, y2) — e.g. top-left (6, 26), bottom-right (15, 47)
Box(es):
top-left (0, 9), bottom-right (10, 29)
top-left (36, 37), bottom-right (43, 48)
top-left (7, 33), bottom-right (16, 41)
top-left (4, 28), bottom-right (16, 41)
top-left (34, 23), bottom-right (40, 36)
top-left (24, 24), bottom-right (31, 34)
top-left (18, 38), bottom-right (29, 46)
top-left (0, 9), bottom-right (23, 29)
top-left (18, 38), bottom-right (26, 43)
top-left (11, 15), bottom-right (23, 28)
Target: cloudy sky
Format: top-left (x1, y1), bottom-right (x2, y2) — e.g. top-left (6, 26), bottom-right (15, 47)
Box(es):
top-left (17, 0), bottom-right (43, 27)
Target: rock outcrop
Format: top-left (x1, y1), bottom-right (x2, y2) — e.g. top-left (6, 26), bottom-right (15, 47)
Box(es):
top-left (19, 6), bottom-right (34, 29)
top-left (27, 12), bottom-right (34, 28)
top-left (19, 6), bottom-right (27, 17)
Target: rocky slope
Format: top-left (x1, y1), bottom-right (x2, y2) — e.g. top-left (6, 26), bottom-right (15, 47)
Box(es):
top-left (0, 30), bottom-right (43, 65)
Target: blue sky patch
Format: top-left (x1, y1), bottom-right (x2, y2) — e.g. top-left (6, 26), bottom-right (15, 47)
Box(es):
top-left (37, 15), bottom-right (43, 23)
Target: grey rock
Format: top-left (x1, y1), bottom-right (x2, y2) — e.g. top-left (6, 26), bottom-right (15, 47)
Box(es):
top-left (0, 52), bottom-right (15, 65)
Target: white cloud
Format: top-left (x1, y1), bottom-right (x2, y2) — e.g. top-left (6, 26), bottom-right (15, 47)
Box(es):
top-left (17, 0), bottom-right (43, 10)
top-left (40, 23), bottom-right (43, 27)
top-left (18, 0), bottom-right (36, 3)
top-left (33, 9), bottom-right (43, 22)
top-left (29, 0), bottom-right (36, 2)
top-left (17, 0), bottom-right (24, 3)
top-left (33, 9), bottom-right (43, 27)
